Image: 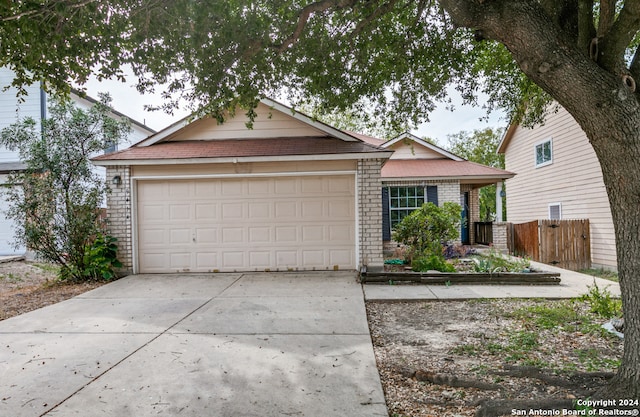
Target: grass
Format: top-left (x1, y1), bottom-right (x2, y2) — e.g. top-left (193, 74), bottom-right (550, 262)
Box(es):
top-left (579, 268), bottom-right (618, 282)
top-left (450, 297), bottom-right (622, 373)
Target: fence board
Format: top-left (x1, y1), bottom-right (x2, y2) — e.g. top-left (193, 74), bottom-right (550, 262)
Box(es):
top-left (474, 222), bottom-right (493, 245)
top-left (538, 219), bottom-right (591, 271)
top-left (513, 220), bottom-right (539, 261)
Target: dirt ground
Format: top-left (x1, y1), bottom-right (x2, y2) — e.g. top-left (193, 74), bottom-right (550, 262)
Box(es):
top-left (367, 299), bottom-right (623, 417)
top-left (0, 259), bottom-right (105, 321)
top-left (0, 260), bottom-right (624, 416)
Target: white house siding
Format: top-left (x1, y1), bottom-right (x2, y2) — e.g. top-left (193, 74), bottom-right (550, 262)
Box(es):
top-left (0, 68), bottom-right (43, 162)
top-left (503, 106), bottom-right (616, 269)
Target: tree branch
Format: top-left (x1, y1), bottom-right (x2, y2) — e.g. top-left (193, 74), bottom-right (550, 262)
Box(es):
top-left (351, 0), bottom-right (400, 38)
top-left (0, 0), bottom-right (97, 22)
top-left (597, 0), bottom-right (616, 37)
top-left (597, 1), bottom-right (640, 72)
top-left (274, 0), bottom-right (358, 53)
top-left (577, 0), bottom-right (595, 53)
top-left (630, 44), bottom-right (640, 80)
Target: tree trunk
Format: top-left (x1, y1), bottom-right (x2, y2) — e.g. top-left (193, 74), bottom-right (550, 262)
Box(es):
top-left (439, 0), bottom-right (640, 399)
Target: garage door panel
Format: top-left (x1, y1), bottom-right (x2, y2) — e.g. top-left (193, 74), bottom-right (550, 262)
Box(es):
top-left (249, 227), bottom-right (271, 242)
top-left (222, 252), bottom-right (245, 268)
top-left (196, 228), bottom-right (218, 243)
top-left (169, 204), bottom-right (191, 221)
top-left (170, 229), bottom-right (191, 244)
top-left (196, 252), bottom-right (217, 268)
top-left (195, 203), bottom-right (218, 220)
top-left (276, 250), bottom-right (298, 267)
top-left (274, 201), bottom-right (297, 218)
top-left (274, 178), bottom-right (297, 195)
top-left (249, 251), bottom-right (271, 268)
top-left (137, 175), bottom-right (355, 273)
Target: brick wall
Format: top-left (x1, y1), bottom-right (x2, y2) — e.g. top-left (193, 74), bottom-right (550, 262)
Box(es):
top-left (492, 222), bottom-right (511, 253)
top-left (105, 165), bottom-right (133, 273)
top-left (358, 159), bottom-right (384, 271)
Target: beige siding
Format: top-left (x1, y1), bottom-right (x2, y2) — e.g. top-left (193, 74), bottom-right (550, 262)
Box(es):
top-left (504, 106), bottom-right (616, 268)
top-left (166, 102), bottom-right (326, 141)
top-left (387, 141), bottom-right (445, 159)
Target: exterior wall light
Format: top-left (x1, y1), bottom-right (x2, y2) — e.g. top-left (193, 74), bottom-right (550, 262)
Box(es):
top-left (112, 175), bottom-right (122, 186)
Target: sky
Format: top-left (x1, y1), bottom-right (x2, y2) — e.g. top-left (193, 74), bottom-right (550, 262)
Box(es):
top-left (82, 76), bottom-right (506, 147)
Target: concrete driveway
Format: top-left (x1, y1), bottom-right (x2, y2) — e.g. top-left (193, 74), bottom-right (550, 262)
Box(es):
top-left (0, 272), bottom-right (387, 417)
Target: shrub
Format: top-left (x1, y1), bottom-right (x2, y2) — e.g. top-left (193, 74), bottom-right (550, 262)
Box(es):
top-left (392, 202), bottom-right (462, 261)
top-left (579, 282), bottom-right (622, 319)
top-left (412, 253), bottom-right (456, 272)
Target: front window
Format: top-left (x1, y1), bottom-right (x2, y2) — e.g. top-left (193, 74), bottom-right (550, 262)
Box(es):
top-left (389, 186), bottom-right (425, 229)
top-left (535, 139), bottom-right (553, 167)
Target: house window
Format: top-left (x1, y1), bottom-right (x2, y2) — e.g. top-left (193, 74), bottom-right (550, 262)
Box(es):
top-left (549, 203), bottom-right (562, 220)
top-left (104, 141), bottom-right (117, 154)
top-left (535, 138), bottom-right (553, 167)
top-left (389, 186), bottom-right (425, 229)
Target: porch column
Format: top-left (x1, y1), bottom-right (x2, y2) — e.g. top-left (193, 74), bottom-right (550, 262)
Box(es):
top-left (496, 181), bottom-right (504, 222)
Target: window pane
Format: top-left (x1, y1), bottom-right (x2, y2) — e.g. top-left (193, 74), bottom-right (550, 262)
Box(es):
top-left (417, 187), bottom-right (424, 197)
top-left (390, 198), bottom-right (398, 208)
top-left (399, 187), bottom-right (407, 197)
top-left (390, 187), bottom-right (399, 197)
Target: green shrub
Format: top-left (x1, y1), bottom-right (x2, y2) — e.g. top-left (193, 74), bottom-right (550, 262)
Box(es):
top-left (392, 202), bottom-right (462, 261)
top-left (82, 234), bottom-right (123, 281)
top-left (579, 282), bottom-right (622, 319)
top-left (412, 254), bottom-right (456, 272)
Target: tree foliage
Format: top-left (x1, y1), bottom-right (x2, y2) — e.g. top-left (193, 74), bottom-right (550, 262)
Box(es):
top-left (446, 128), bottom-right (505, 220)
top-left (0, 95), bottom-right (129, 281)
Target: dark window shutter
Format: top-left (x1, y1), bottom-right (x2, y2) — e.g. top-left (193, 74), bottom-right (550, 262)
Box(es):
top-left (382, 187), bottom-right (391, 241)
top-left (427, 186), bottom-right (438, 206)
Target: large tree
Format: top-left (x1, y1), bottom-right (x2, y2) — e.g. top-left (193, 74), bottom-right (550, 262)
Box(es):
top-left (2, 0), bottom-right (639, 399)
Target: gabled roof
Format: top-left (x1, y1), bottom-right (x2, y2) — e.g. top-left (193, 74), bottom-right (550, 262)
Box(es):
top-left (70, 89), bottom-right (156, 135)
top-left (384, 132), bottom-right (464, 161)
top-left (497, 122), bottom-right (518, 154)
top-left (381, 159), bottom-right (514, 185)
top-left (134, 97), bottom-right (361, 148)
top-left (93, 98), bottom-right (393, 165)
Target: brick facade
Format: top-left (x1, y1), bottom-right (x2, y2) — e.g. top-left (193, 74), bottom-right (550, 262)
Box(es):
top-left (357, 159), bottom-right (385, 271)
top-left (105, 166), bottom-right (133, 273)
top-left (492, 222), bottom-right (510, 253)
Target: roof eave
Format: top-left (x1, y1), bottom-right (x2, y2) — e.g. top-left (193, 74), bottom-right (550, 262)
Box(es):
top-left (92, 151), bottom-right (394, 166)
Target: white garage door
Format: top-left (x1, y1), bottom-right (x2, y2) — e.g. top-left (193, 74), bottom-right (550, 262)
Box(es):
top-left (136, 175), bottom-right (356, 273)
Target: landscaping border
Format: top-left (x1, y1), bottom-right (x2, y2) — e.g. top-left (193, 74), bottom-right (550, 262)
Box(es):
top-left (361, 271), bottom-right (561, 285)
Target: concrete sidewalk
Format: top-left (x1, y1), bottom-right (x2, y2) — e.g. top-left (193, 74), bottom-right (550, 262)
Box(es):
top-left (0, 272), bottom-right (387, 417)
top-left (363, 260), bottom-right (621, 301)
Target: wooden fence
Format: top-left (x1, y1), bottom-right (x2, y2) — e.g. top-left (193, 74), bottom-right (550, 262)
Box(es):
top-left (473, 222), bottom-right (493, 245)
top-left (509, 219), bottom-right (591, 271)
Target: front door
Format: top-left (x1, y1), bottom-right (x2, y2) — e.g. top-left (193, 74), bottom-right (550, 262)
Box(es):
top-left (460, 192), bottom-right (470, 245)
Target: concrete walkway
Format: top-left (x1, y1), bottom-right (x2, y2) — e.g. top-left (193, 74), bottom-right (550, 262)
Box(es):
top-left (364, 260), bottom-right (621, 301)
top-left (0, 272), bottom-right (387, 417)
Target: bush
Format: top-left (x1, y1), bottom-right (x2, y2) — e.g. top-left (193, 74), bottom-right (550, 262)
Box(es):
top-left (412, 253), bottom-right (456, 272)
top-left (392, 202), bottom-right (462, 261)
top-left (579, 282), bottom-right (622, 319)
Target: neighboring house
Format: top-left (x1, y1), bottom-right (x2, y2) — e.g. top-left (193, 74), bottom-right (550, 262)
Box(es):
top-left (497, 105), bottom-right (616, 270)
top-left (93, 100), bottom-right (513, 274)
top-left (0, 67), bottom-right (155, 255)
top-left (355, 132), bottom-right (514, 248)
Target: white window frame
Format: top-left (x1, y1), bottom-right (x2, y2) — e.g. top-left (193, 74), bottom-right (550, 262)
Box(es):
top-left (389, 186), bottom-right (426, 230)
top-left (548, 202), bottom-right (562, 220)
top-left (534, 138), bottom-right (553, 168)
